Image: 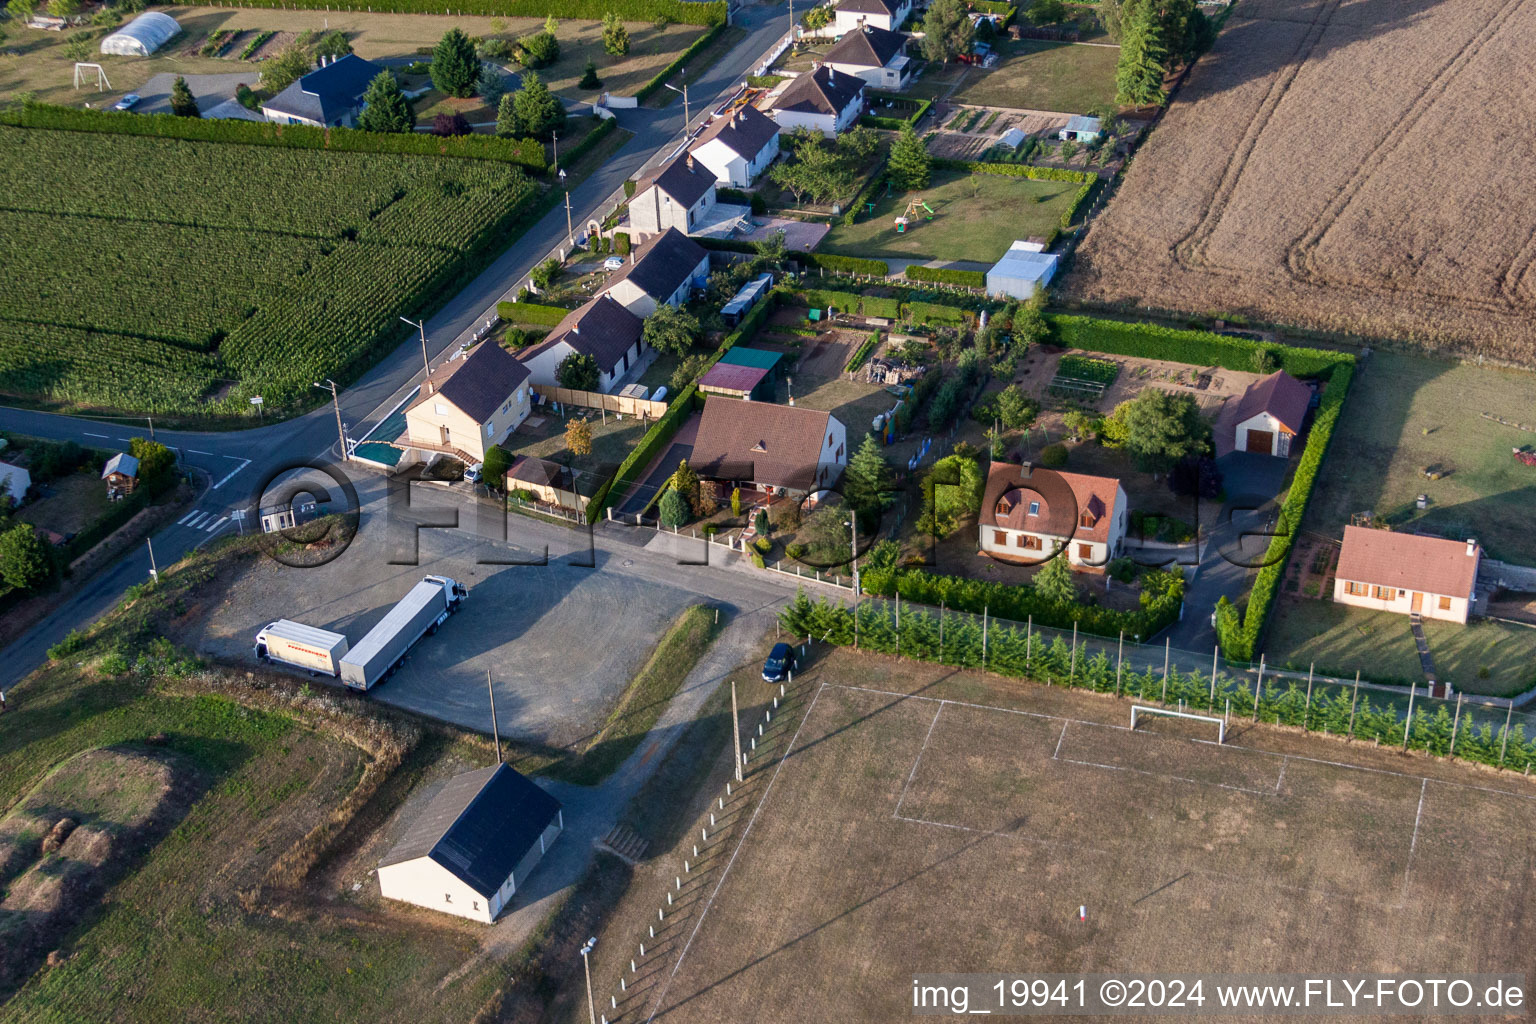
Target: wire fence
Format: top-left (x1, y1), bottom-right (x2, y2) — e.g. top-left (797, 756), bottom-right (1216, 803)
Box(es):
top-left (780, 592), bottom-right (1536, 774)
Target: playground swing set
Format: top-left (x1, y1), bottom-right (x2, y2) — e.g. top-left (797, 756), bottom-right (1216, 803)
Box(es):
top-left (894, 195), bottom-right (935, 233)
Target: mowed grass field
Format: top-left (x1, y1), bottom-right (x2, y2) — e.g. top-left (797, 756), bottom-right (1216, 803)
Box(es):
top-left (1303, 352), bottom-right (1536, 565)
top-left (599, 649), bottom-right (1536, 1022)
top-left (820, 169), bottom-right (1079, 263)
top-left (909, 40), bottom-right (1119, 114)
top-left (1066, 0), bottom-right (1536, 364)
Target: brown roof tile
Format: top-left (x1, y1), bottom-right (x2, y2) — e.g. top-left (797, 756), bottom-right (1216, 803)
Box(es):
top-left (1336, 526), bottom-right (1480, 597)
top-left (691, 399), bottom-right (840, 490)
top-left (979, 461), bottom-right (1122, 544)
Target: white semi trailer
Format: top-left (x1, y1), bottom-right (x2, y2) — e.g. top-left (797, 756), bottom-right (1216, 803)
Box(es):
top-left (339, 575), bottom-right (468, 691)
top-left (253, 620), bottom-right (350, 677)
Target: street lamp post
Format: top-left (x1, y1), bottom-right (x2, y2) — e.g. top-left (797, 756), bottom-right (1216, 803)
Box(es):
top-left (313, 379), bottom-right (348, 460)
top-left (561, 168), bottom-right (574, 247)
top-left (664, 78), bottom-right (690, 130)
top-left (552, 129), bottom-right (559, 176)
top-left (399, 316), bottom-right (431, 381)
top-left (579, 937), bottom-right (598, 1024)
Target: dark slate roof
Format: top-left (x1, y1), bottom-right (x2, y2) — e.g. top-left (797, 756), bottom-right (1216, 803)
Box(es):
top-left (507, 455), bottom-right (569, 488)
top-left (836, 0), bottom-right (902, 16)
top-left (378, 763), bottom-right (561, 898)
top-left (262, 53), bottom-right (383, 124)
top-left (605, 228), bottom-right (709, 303)
top-left (519, 294), bottom-right (644, 373)
top-left (636, 154), bottom-right (716, 209)
top-left (772, 65), bottom-right (865, 118)
top-left (690, 104), bottom-right (781, 160)
top-left (825, 25), bottom-right (907, 68)
top-left (410, 341), bottom-right (531, 423)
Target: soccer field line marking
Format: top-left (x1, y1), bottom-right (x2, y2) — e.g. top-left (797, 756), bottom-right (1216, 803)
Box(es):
top-left (1054, 756), bottom-right (1282, 797)
top-left (1052, 722), bottom-right (1069, 760)
top-left (644, 683), bottom-right (826, 1024)
top-left (894, 701), bottom-right (946, 820)
top-left (1405, 778), bottom-right (1428, 877)
top-left (892, 812), bottom-right (1111, 854)
top-left (1275, 756), bottom-right (1288, 795)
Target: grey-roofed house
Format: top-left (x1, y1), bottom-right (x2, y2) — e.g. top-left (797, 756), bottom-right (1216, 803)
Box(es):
top-left (769, 65), bottom-right (867, 138)
top-left (405, 340), bottom-right (533, 463)
top-left (824, 25), bottom-right (912, 89)
top-left (377, 763), bottom-right (563, 923)
top-left (602, 227), bottom-right (711, 318)
top-left (261, 53), bottom-right (385, 127)
top-left (629, 154), bottom-right (719, 239)
top-left (517, 294), bottom-right (646, 391)
top-left (689, 104), bottom-right (782, 186)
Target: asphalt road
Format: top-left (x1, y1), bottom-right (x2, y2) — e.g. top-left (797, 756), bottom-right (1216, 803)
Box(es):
top-left (0, 3), bottom-right (793, 691)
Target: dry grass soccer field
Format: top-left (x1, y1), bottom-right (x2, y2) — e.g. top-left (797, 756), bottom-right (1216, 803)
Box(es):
top-left (634, 651), bottom-right (1536, 1023)
top-left (1066, 0), bottom-right (1536, 364)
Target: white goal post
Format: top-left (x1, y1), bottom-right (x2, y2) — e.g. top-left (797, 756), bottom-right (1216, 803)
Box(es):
top-left (1130, 705), bottom-right (1225, 744)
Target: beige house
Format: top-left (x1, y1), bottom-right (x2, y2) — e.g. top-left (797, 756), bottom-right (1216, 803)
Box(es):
top-left (1332, 526), bottom-right (1481, 624)
top-left (628, 155), bottom-right (719, 239)
top-left (690, 399), bottom-right (847, 493)
top-left (1215, 370), bottom-right (1313, 458)
top-left (978, 462), bottom-right (1128, 572)
top-left (377, 764), bottom-right (562, 924)
top-left (405, 342), bottom-right (532, 464)
top-left (601, 228), bottom-right (711, 319)
top-left (832, 0), bottom-right (912, 33)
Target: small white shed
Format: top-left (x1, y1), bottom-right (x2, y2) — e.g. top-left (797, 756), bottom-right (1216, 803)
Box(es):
top-left (100, 12), bottom-right (180, 56)
top-left (1058, 114), bottom-right (1102, 143)
top-left (987, 242), bottom-right (1060, 300)
top-left (0, 461), bottom-right (31, 503)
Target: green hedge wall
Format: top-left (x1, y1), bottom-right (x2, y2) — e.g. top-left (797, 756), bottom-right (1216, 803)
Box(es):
top-left (497, 300), bottom-right (571, 326)
top-left (558, 115), bottom-right (616, 168)
top-left (175, 0), bottom-right (724, 22)
top-left (861, 93), bottom-right (933, 129)
top-left (932, 157), bottom-right (1096, 184)
top-left (801, 252), bottom-right (889, 276)
top-left (634, 22), bottom-right (725, 102)
top-left (906, 300), bottom-right (969, 326)
top-left (905, 265), bottom-right (986, 288)
top-left (1048, 316), bottom-right (1350, 378)
top-left (841, 155), bottom-right (890, 225)
top-left (844, 330), bottom-right (881, 373)
top-left (1061, 178), bottom-right (1094, 230)
top-left (1, 102), bottom-right (548, 171)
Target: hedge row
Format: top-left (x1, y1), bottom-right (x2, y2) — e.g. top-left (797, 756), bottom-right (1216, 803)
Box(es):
top-left (1219, 360), bottom-right (1355, 659)
top-left (932, 157), bottom-right (1095, 184)
top-left (780, 593), bottom-right (1536, 772)
top-left (844, 330), bottom-right (881, 373)
top-left (969, 0), bottom-right (1019, 26)
top-left (905, 300), bottom-right (969, 326)
top-left (1048, 316), bottom-right (1351, 378)
top-left (634, 22), bottom-right (725, 102)
top-left (176, 0), bottom-right (724, 22)
top-left (497, 300), bottom-right (571, 326)
top-left (558, 115), bottom-right (616, 169)
top-left (801, 252), bottom-right (889, 276)
top-left (905, 265), bottom-right (986, 289)
top-left (2, 102), bottom-right (548, 171)
top-left (841, 154), bottom-right (890, 225)
top-left (861, 92), bottom-right (933, 130)
top-left (1061, 177), bottom-right (1094, 230)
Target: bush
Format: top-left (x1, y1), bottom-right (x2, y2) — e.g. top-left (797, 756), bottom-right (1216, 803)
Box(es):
top-left (905, 265), bottom-right (985, 288)
top-left (1048, 315), bottom-right (1349, 378)
top-left (753, 536), bottom-right (771, 555)
top-left (613, 231), bottom-right (631, 255)
top-left (517, 29), bottom-right (560, 67)
top-left (844, 330), bottom-right (880, 373)
top-left (1039, 442), bottom-right (1068, 467)
top-left (801, 252), bottom-right (888, 277)
top-left (47, 628), bottom-right (88, 661)
top-left (432, 112), bottom-right (471, 136)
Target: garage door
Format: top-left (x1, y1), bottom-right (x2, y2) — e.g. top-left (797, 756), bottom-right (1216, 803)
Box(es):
top-left (1245, 429), bottom-right (1274, 454)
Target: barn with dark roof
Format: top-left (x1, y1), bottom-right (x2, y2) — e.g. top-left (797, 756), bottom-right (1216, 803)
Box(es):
top-left (377, 763), bottom-right (563, 923)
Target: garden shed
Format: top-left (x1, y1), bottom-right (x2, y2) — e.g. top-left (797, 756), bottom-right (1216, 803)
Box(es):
top-left (100, 12), bottom-right (180, 56)
top-left (986, 242), bottom-right (1060, 300)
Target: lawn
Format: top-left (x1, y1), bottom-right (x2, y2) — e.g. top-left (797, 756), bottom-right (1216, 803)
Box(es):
top-left (818, 168), bottom-right (1079, 263)
top-left (1263, 596), bottom-right (1536, 697)
top-left (500, 407), bottom-right (647, 496)
top-left (1304, 352), bottom-right (1536, 566)
top-left (0, 6), bottom-right (705, 107)
top-left (909, 40), bottom-right (1119, 113)
top-left (14, 466), bottom-right (114, 537)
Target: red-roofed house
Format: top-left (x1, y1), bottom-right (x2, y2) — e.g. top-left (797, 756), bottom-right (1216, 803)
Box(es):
top-left (1215, 370), bottom-right (1313, 458)
top-left (1332, 526), bottom-right (1481, 624)
top-left (978, 462), bottom-right (1128, 571)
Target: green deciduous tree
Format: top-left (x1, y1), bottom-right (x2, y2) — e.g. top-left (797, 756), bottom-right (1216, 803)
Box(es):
top-left (1107, 388), bottom-right (1210, 473)
top-left (887, 121), bottom-right (931, 191)
top-left (1028, 0), bottom-right (1067, 24)
top-left (0, 522), bottom-right (51, 594)
top-left (7, 0), bottom-right (36, 25)
top-left (170, 76), bottom-right (199, 118)
top-left (63, 30), bottom-right (93, 64)
top-left (602, 11), bottom-right (630, 55)
top-left (769, 128), bottom-right (858, 205)
top-left (1035, 546), bottom-right (1077, 603)
top-left (801, 4), bottom-right (832, 31)
top-left (517, 30), bottom-right (559, 68)
top-left (432, 27), bottom-right (480, 98)
top-left (261, 45), bottom-right (312, 94)
top-left (556, 351), bottom-right (600, 390)
top-left (313, 29), bottom-right (352, 60)
top-left (994, 385), bottom-right (1039, 430)
top-left (919, 0), bottom-right (975, 63)
top-left (358, 70), bottom-right (416, 133)
top-left (641, 302), bottom-right (701, 356)
top-left (129, 437), bottom-right (175, 494)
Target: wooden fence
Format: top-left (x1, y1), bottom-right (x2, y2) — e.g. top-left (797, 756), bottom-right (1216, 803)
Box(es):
top-left (534, 385), bottom-right (669, 419)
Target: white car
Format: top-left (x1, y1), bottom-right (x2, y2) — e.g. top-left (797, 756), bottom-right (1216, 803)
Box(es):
top-left (112, 93), bottom-right (140, 111)
top-left (603, 256), bottom-right (625, 271)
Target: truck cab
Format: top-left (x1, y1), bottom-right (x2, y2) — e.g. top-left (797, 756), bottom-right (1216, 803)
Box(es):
top-left (424, 575), bottom-right (468, 608)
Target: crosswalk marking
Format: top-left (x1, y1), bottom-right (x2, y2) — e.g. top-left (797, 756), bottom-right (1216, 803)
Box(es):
top-left (184, 512), bottom-right (208, 529)
top-left (177, 511), bottom-right (199, 525)
top-left (205, 516), bottom-right (228, 533)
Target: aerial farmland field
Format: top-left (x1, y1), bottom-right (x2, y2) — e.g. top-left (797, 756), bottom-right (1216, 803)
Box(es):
top-left (1065, 0), bottom-right (1536, 365)
top-left (0, 124), bottom-right (536, 418)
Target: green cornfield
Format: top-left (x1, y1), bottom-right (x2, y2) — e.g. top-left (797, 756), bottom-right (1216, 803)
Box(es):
top-left (0, 126), bottom-right (538, 417)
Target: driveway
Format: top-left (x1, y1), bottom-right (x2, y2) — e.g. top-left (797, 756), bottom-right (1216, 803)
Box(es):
top-left (135, 71), bottom-right (259, 114)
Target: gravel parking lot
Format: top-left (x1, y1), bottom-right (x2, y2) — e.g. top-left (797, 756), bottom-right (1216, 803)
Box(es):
top-left (183, 477), bottom-right (704, 748)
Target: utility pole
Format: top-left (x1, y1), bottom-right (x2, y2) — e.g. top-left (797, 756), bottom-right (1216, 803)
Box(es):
top-left (551, 129), bottom-right (559, 176)
top-left (579, 938), bottom-right (598, 1024)
top-left (313, 380), bottom-right (348, 461)
top-left (563, 177), bottom-right (575, 247)
top-left (146, 537), bottom-right (158, 582)
top-left (664, 79), bottom-right (690, 129)
top-left (731, 679), bottom-right (743, 782)
top-left (487, 669), bottom-right (502, 763)
top-left (147, 415), bottom-right (155, 441)
top-left (399, 316), bottom-right (431, 381)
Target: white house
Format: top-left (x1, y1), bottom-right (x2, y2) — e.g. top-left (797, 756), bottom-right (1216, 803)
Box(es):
top-left (769, 66), bottom-right (866, 139)
top-left (628, 154), bottom-right (719, 239)
top-left (1333, 527), bottom-right (1481, 625)
top-left (986, 241), bottom-right (1059, 300)
top-left (600, 228), bottom-right (710, 318)
top-left (978, 461), bottom-right (1128, 571)
top-left (689, 104), bottom-right (781, 187)
top-left (1214, 370), bottom-right (1312, 458)
top-left (0, 461), bottom-right (30, 504)
top-left (404, 341), bottom-right (532, 464)
top-left (517, 294), bottom-right (645, 391)
top-left (824, 25), bottom-right (912, 89)
top-left (260, 53), bottom-right (384, 128)
top-left (377, 763), bottom-right (563, 924)
top-left (832, 0), bottom-right (912, 34)
top-left (690, 399), bottom-right (847, 493)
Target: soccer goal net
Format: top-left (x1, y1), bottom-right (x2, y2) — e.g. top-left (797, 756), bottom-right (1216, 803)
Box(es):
top-left (1130, 704), bottom-right (1225, 744)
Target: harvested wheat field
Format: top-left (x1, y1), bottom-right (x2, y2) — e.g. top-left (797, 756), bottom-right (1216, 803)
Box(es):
top-left (1067, 0), bottom-right (1536, 365)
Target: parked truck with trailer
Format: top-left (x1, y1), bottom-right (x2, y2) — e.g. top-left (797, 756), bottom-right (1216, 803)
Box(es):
top-left (253, 620), bottom-right (350, 677)
top-left (338, 575), bottom-right (468, 691)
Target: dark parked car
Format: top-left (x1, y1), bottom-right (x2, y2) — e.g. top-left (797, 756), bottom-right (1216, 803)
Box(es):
top-left (762, 642), bottom-right (796, 683)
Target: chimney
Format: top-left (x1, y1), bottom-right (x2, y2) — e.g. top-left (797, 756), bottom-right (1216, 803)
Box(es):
top-left (1467, 538), bottom-right (1477, 556)
top-left (1020, 461), bottom-right (1033, 478)
top-left (686, 154), bottom-right (695, 172)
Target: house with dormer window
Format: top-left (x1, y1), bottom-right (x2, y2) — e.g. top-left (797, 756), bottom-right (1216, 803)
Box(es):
top-left (978, 461), bottom-right (1128, 571)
